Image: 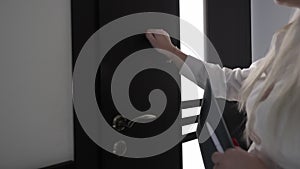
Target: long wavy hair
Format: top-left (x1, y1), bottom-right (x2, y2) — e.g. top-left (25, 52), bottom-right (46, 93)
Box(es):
top-left (239, 9), bottom-right (300, 144)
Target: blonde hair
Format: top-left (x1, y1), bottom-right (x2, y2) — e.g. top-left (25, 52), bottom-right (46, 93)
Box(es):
top-left (239, 9), bottom-right (300, 143)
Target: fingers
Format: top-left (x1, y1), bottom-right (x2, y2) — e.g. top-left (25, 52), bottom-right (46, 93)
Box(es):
top-left (212, 148), bottom-right (246, 169)
top-left (213, 164), bottom-right (220, 169)
top-left (145, 29), bottom-right (175, 55)
top-left (145, 32), bottom-right (156, 45)
top-left (213, 156), bottom-right (221, 169)
top-left (146, 29), bottom-right (169, 36)
top-left (212, 152), bottom-right (224, 164)
top-left (146, 29), bottom-right (170, 41)
top-left (234, 146), bottom-right (243, 151)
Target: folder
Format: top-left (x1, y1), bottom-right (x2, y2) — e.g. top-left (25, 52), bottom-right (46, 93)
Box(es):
top-left (196, 79), bottom-right (234, 169)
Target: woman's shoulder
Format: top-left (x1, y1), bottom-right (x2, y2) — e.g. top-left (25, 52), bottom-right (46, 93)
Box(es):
top-left (285, 16), bottom-right (300, 34)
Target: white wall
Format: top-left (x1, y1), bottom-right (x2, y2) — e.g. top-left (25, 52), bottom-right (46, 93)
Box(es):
top-left (0, 0), bottom-right (73, 168)
top-left (251, 0), bottom-right (293, 61)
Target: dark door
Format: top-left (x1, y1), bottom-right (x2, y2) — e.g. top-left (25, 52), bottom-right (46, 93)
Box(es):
top-left (71, 0), bottom-right (182, 169)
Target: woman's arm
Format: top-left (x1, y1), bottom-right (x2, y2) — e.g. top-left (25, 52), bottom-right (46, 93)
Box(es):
top-left (180, 55), bottom-right (254, 101)
top-left (146, 29), bottom-right (261, 101)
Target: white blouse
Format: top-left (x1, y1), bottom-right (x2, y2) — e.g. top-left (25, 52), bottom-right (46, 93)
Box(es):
top-left (179, 26), bottom-right (300, 169)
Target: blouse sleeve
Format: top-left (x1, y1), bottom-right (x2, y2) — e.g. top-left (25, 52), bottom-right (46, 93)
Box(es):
top-left (179, 55), bottom-right (264, 101)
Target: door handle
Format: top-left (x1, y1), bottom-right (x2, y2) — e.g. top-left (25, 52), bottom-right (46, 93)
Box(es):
top-left (112, 114), bottom-right (157, 131)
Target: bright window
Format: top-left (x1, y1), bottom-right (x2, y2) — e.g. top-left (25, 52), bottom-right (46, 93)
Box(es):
top-left (180, 0), bottom-right (205, 168)
top-left (180, 0), bottom-right (205, 102)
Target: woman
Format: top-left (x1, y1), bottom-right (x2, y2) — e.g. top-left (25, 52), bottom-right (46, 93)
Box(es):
top-left (146, 0), bottom-right (300, 169)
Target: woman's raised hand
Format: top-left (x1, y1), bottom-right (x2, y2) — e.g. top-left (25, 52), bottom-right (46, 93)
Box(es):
top-left (145, 29), bottom-right (187, 67)
top-left (145, 29), bottom-right (177, 56)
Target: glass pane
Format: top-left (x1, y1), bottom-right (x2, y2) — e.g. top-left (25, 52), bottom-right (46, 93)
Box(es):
top-left (181, 76), bottom-right (204, 101)
top-left (181, 107), bottom-right (201, 118)
top-left (180, 0), bottom-right (205, 168)
top-left (180, 0), bottom-right (205, 102)
top-left (182, 139), bottom-right (205, 169)
top-left (181, 123), bottom-right (198, 135)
